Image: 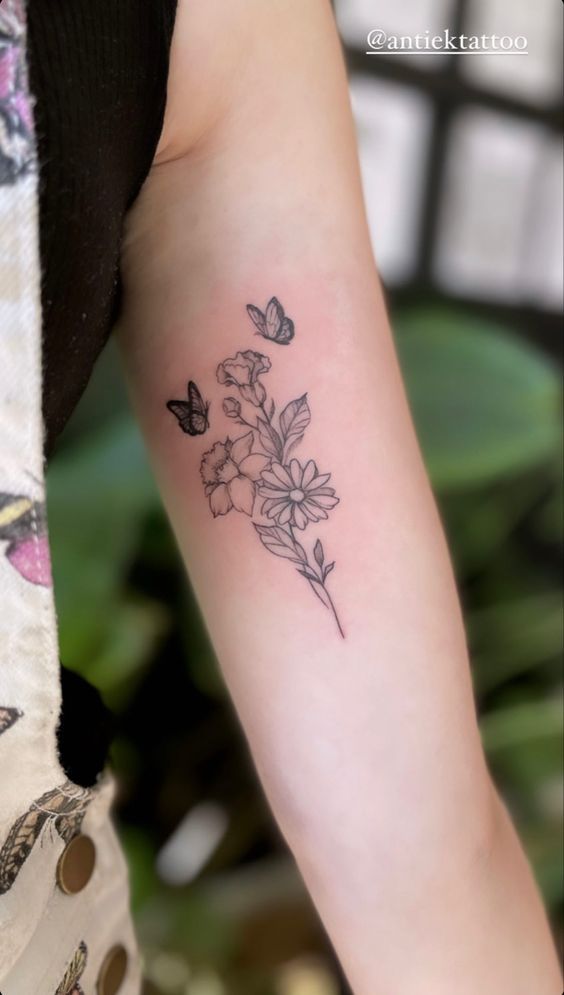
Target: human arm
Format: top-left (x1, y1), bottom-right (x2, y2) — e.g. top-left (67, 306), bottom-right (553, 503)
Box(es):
top-left (117, 2), bottom-right (562, 991)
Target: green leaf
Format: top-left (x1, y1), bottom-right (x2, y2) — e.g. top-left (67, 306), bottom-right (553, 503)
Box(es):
top-left (47, 416), bottom-right (159, 665)
top-left (395, 310), bottom-right (562, 491)
top-left (441, 474), bottom-right (553, 576)
top-left (80, 596), bottom-right (169, 703)
top-left (521, 821), bottom-right (564, 908)
top-left (480, 698), bottom-right (563, 754)
top-left (470, 592), bottom-right (563, 693)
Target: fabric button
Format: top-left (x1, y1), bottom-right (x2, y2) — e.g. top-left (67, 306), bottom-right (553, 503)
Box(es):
top-left (56, 833), bottom-right (96, 894)
top-left (97, 945), bottom-right (128, 995)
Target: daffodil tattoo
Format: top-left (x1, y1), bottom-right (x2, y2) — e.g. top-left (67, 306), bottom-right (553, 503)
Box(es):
top-left (167, 301), bottom-right (344, 637)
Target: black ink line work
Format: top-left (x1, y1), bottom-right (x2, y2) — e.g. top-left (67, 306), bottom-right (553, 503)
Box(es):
top-left (167, 380), bottom-right (210, 436)
top-left (246, 297), bottom-right (295, 345)
top-left (166, 298), bottom-right (343, 636)
top-left (206, 352), bottom-right (343, 635)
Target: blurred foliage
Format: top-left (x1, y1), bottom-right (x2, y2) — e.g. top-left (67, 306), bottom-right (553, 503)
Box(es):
top-left (47, 308), bottom-right (562, 994)
top-left (395, 310), bottom-right (561, 490)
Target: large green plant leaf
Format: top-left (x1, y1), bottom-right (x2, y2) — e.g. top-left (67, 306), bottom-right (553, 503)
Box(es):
top-left (47, 417), bottom-right (161, 669)
top-left (470, 591), bottom-right (563, 693)
top-left (395, 311), bottom-right (561, 491)
top-left (481, 697), bottom-right (562, 754)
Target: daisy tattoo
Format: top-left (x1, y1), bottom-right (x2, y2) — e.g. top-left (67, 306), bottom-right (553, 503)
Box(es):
top-left (167, 299), bottom-right (344, 638)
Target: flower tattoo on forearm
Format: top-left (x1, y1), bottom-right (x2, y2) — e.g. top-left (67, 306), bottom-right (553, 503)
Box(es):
top-left (166, 298), bottom-right (344, 638)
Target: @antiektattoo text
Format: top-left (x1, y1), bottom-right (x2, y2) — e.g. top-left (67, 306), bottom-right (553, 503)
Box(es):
top-left (166, 298), bottom-right (344, 638)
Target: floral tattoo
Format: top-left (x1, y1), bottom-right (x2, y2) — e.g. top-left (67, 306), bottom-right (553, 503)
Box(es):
top-left (167, 300), bottom-right (344, 637)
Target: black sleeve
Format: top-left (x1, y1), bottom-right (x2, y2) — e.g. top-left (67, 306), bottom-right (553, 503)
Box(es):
top-left (27, 0), bottom-right (178, 454)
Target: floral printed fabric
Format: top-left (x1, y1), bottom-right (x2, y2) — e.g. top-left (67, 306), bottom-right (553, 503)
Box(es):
top-left (0, 0), bottom-right (34, 184)
top-left (0, 2), bottom-right (140, 991)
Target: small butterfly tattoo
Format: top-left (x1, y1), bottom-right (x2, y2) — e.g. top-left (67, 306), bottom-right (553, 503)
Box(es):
top-left (246, 297), bottom-right (295, 345)
top-left (167, 380), bottom-right (210, 436)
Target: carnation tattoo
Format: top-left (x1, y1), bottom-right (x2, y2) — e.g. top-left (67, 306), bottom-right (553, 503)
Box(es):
top-left (167, 299), bottom-right (344, 638)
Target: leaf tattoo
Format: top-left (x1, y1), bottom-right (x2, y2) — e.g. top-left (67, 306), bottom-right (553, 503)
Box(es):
top-left (313, 539), bottom-right (335, 581)
top-left (169, 297), bottom-right (344, 637)
top-left (257, 417), bottom-right (283, 460)
top-left (254, 524), bottom-right (308, 564)
top-left (279, 394), bottom-right (311, 461)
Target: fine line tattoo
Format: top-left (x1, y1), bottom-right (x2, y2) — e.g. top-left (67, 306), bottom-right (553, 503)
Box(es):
top-left (246, 296), bottom-right (295, 345)
top-left (167, 299), bottom-right (344, 638)
top-left (166, 380), bottom-right (210, 435)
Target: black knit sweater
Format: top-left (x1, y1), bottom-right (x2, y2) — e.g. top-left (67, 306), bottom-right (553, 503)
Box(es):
top-left (26, 0), bottom-right (177, 785)
top-left (27, 0), bottom-right (177, 455)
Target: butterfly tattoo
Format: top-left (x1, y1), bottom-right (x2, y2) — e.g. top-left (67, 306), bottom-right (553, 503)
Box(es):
top-left (246, 297), bottom-right (295, 345)
top-left (166, 380), bottom-right (210, 436)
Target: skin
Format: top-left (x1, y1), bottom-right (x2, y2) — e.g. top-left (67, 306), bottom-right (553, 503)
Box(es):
top-left (118, 2), bottom-right (562, 992)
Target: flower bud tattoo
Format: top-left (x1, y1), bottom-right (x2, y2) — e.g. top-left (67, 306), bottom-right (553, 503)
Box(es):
top-left (166, 299), bottom-right (344, 638)
top-left (223, 397), bottom-right (242, 419)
